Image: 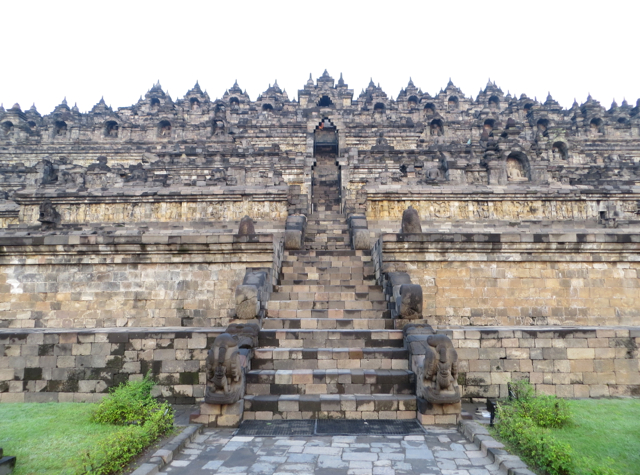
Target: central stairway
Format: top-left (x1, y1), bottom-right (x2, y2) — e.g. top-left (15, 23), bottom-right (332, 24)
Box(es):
top-left (243, 154), bottom-right (417, 420)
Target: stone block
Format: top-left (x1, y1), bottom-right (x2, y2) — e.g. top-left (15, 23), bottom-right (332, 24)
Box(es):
top-left (397, 284), bottom-right (423, 319)
top-left (352, 229), bottom-right (370, 251)
top-left (567, 348), bottom-right (595, 359)
top-left (235, 285), bottom-right (259, 320)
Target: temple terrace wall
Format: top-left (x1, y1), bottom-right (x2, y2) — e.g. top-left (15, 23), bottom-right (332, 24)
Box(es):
top-left (3, 326), bottom-right (638, 404)
top-left (0, 328), bottom-right (223, 404)
top-left (443, 326), bottom-right (640, 399)
top-left (0, 233), bottom-right (277, 329)
top-left (375, 233), bottom-right (640, 327)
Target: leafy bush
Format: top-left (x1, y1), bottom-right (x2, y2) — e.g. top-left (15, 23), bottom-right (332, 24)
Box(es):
top-left (507, 381), bottom-right (571, 428)
top-left (78, 376), bottom-right (173, 474)
top-left (519, 395), bottom-right (571, 429)
top-left (496, 403), bottom-right (573, 475)
top-left (92, 375), bottom-right (156, 425)
top-left (495, 382), bottom-right (624, 475)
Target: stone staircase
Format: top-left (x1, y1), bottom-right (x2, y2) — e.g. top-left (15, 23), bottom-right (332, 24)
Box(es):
top-left (243, 154), bottom-right (417, 420)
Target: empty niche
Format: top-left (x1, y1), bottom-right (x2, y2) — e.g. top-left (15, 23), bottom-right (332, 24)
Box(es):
top-left (1, 121), bottom-right (13, 135)
top-left (447, 96), bottom-right (459, 109)
top-left (590, 118), bottom-right (603, 132)
top-left (374, 102), bottom-right (385, 113)
top-left (524, 103), bottom-right (534, 112)
top-left (483, 119), bottom-right (495, 134)
top-left (552, 141), bottom-right (568, 160)
top-left (150, 97), bottom-right (160, 108)
top-left (506, 152), bottom-right (529, 182)
top-left (317, 95), bottom-right (333, 107)
top-left (262, 103), bottom-right (274, 112)
top-left (537, 118), bottom-right (549, 136)
top-left (54, 120), bottom-right (67, 136)
top-left (27, 121), bottom-right (37, 130)
top-left (617, 117), bottom-right (628, 124)
top-left (158, 120), bottom-right (171, 137)
top-left (424, 103), bottom-right (436, 116)
top-left (105, 121), bottom-right (119, 138)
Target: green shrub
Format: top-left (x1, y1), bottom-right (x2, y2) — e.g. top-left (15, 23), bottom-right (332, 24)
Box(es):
top-left (496, 404), bottom-right (573, 475)
top-left (495, 383), bottom-right (626, 475)
top-left (508, 381), bottom-right (572, 428)
top-left (509, 379), bottom-right (536, 400)
top-left (78, 376), bottom-right (173, 474)
top-left (519, 395), bottom-right (572, 429)
top-left (92, 374), bottom-right (156, 425)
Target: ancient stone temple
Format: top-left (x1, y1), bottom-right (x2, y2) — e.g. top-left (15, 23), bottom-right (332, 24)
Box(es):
top-left (1, 72), bottom-right (639, 422)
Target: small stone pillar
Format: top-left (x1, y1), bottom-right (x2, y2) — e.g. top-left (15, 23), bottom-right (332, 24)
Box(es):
top-left (284, 214), bottom-right (306, 250)
top-left (485, 155), bottom-right (507, 185)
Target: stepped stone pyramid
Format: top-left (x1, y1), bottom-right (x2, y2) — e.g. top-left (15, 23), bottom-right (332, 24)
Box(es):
top-left (1, 71), bottom-right (639, 408)
top-left (244, 154), bottom-right (417, 420)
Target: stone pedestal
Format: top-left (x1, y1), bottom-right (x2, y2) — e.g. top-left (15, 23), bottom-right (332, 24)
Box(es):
top-left (189, 400), bottom-right (244, 427)
top-left (416, 397), bottom-right (461, 425)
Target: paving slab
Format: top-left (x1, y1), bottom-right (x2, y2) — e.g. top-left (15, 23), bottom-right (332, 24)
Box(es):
top-left (155, 426), bottom-right (505, 475)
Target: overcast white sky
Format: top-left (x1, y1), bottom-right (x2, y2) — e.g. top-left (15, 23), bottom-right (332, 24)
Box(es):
top-left (1, 0), bottom-right (638, 114)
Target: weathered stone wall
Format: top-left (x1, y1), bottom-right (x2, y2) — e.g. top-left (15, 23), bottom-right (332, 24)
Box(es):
top-left (440, 327), bottom-right (640, 400)
top-left (17, 194), bottom-right (289, 225)
top-left (365, 194), bottom-right (640, 222)
top-left (0, 328), bottom-right (223, 404)
top-left (378, 234), bottom-right (640, 327)
top-left (0, 234), bottom-right (275, 329)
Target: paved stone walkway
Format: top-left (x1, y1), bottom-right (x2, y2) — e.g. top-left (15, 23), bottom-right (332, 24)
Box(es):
top-left (160, 426), bottom-right (499, 475)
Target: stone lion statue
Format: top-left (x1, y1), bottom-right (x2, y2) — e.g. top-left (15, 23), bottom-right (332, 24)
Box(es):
top-left (417, 334), bottom-right (460, 404)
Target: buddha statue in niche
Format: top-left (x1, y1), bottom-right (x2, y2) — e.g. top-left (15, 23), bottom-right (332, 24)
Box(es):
top-left (507, 157), bottom-right (527, 182)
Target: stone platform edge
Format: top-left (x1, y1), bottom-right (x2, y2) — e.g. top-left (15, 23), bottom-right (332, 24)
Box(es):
top-left (129, 424), bottom-right (203, 475)
top-left (457, 420), bottom-right (535, 475)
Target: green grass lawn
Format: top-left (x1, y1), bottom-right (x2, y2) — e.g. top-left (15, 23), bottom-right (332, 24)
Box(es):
top-left (0, 402), bottom-right (127, 475)
top-left (551, 399), bottom-right (640, 475)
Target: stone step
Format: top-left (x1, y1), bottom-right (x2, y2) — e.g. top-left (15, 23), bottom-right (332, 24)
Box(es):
top-left (280, 274), bottom-right (375, 283)
top-left (279, 274), bottom-right (376, 285)
top-left (243, 394), bottom-right (417, 420)
top-left (268, 300), bottom-right (387, 310)
top-left (282, 256), bottom-right (372, 264)
top-left (252, 347), bottom-right (409, 370)
top-left (258, 329), bottom-right (404, 348)
top-left (281, 267), bottom-right (374, 276)
top-left (267, 309), bottom-right (385, 319)
top-left (278, 279), bottom-right (377, 286)
top-left (307, 214), bottom-right (345, 220)
top-left (281, 261), bottom-right (373, 269)
top-left (305, 232), bottom-right (349, 238)
top-left (274, 284), bottom-right (382, 293)
top-left (245, 369), bottom-right (415, 396)
top-left (262, 318), bottom-right (394, 330)
top-left (286, 250), bottom-right (369, 257)
top-left (270, 291), bottom-right (385, 301)
top-left (305, 244), bottom-right (351, 251)
top-left (280, 272), bottom-right (374, 280)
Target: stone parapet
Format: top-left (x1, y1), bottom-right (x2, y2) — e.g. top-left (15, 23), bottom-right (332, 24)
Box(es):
top-left (0, 327), bottom-right (224, 404)
top-left (0, 233), bottom-right (276, 328)
top-left (445, 326), bottom-right (640, 400)
top-left (379, 233), bottom-right (640, 326)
